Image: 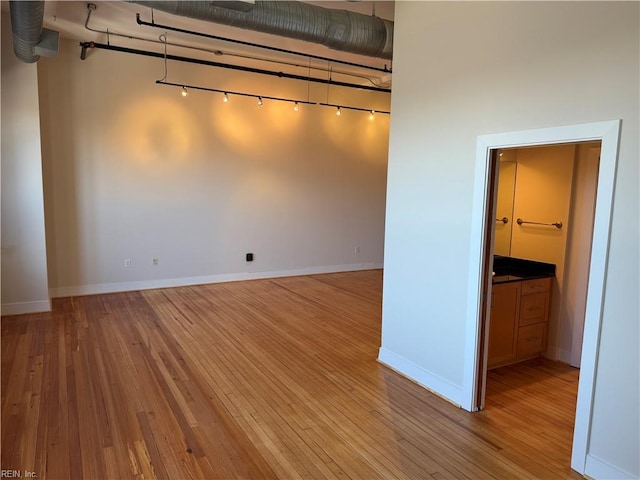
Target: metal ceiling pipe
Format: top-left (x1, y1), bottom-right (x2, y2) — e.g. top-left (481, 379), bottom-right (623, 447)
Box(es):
top-left (132, 1), bottom-right (393, 60)
top-left (9, 0), bottom-right (45, 63)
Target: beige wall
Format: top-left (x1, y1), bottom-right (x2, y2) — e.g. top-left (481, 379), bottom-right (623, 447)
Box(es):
top-left (494, 153), bottom-right (516, 256)
top-left (495, 143), bottom-right (599, 367)
top-left (382, 2), bottom-right (638, 477)
top-left (510, 144), bottom-right (575, 266)
top-left (38, 38), bottom-right (390, 295)
top-left (1, 12), bottom-right (50, 315)
top-left (510, 144), bottom-right (575, 362)
top-left (562, 143), bottom-right (600, 367)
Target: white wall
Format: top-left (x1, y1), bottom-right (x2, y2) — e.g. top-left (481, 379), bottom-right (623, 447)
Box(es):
top-left (38, 38), bottom-right (390, 296)
top-left (1, 12), bottom-right (51, 315)
top-left (381, 2), bottom-right (638, 478)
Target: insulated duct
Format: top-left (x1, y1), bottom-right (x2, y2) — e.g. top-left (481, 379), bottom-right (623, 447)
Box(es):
top-left (132, 1), bottom-right (393, 60)
top-left (9, 0), bottom-right (45, 63)
top-left (9, 1), bottom-right (59, 63)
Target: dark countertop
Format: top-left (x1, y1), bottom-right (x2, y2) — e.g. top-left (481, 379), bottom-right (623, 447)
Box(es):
top-left (492, 255), bottom-right (556, 284)
top-left (493, 272), bottom-right (554, 284)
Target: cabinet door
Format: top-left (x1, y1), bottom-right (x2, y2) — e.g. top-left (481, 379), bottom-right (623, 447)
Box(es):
top-left (488, 282), bottom-right (521, 369)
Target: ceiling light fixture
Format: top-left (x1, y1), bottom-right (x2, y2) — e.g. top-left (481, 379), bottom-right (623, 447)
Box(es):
top-left (369, 110), bottom-right (375, 120)
top-left (156, 81), bottom-right (390, 117)
top-left (294, 102), bottom-right (299, 111)
top-left (223, 92), bottom-right (229, 102)
top-left (181, 86), bottom-right (188, 97)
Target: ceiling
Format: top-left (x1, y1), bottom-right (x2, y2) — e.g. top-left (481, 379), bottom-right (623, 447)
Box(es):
top-left (35, 1), bottom-right (395, 88)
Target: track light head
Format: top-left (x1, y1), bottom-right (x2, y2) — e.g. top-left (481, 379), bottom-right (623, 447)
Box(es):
top-left (336, 106), bottom-right (341, 116)
top-left (181, 86), bottom-right (188, 97)
top-left (294, 102), bottom-right (299, 111)
top-left (257, 96), bottom-right (263, 106)
top-left (223, 92), bottom-right (229, 102)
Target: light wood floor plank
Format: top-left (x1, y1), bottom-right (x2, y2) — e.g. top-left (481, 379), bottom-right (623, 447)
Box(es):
top-left (2, 270), bottom-right (582, 479)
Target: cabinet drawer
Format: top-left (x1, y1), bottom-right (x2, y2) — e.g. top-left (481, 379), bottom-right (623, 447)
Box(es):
top-left (517, 323), bottom-right (546, 358)
top-left (521, 277), bottom-right (551, 295)
top-left (519, 292), bottom-right (549, 326)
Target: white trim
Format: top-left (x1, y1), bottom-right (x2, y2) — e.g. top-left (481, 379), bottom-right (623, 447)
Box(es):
top-left (378, 347), bottom-right (464, 407)
top-left (463, 120), bottom-right (621, 475)
top-left (572, 120), bottom-right (621, 474)
top-left (584, 454), bottom-right (635, 480)
top-left (48, 262), bottom-right (384, 298)
top-left (1, 299), bottom-right (51, 315)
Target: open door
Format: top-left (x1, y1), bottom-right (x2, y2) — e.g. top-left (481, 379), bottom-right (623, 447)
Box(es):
top-left (473, 149), bottom-right (500, 411)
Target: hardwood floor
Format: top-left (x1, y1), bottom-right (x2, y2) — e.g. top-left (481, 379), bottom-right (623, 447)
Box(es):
top-left (2, 270), bottom-right (582, 479)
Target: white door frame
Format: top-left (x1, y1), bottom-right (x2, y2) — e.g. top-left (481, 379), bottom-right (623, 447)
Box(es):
top-left (461, 120), bottom-right (621, 474)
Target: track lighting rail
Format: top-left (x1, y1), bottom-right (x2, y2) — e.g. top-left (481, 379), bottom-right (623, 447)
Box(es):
top-left (79, 42), bottom-right (391, 94)
top-left (136, 13), bottom-right (391, 74)
top-left (157, 80), bottom-right (390, 115)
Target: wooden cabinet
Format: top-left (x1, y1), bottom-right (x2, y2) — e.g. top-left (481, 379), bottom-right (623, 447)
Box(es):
top-left (488, 277), bottom-right (552, 369)
top-left (488, 282), bottom-right (521, 368)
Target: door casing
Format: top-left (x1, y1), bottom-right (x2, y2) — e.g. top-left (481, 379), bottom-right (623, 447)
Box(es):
top-left (461, 120), bottom-right (621, 475)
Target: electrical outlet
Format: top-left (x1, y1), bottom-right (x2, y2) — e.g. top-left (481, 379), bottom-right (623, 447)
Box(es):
top-left (124, 258), bottom-right (131, 268)
top-left (152, 258), bottom-right (159, 266)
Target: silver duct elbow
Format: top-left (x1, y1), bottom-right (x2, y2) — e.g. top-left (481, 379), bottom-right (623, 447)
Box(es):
top-left (9, 0), bottom-right (45, 63)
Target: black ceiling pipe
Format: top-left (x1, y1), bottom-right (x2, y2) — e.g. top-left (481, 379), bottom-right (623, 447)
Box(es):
top-left (79, 41), bottom-right (391, 94)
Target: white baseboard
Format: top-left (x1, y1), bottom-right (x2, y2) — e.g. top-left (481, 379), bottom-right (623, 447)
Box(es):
top-left (584, 453), bottom-right (635, 479)
top-left (49, 262), bottom-right (384, 298)
top-left (378, 347), bottom-right (463, 407)
top-left (1, 299), bottom-right (51, 316)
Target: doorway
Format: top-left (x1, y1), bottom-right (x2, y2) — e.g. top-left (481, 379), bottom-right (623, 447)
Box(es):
top-left (480, 141), bottom-right (600, 463)
top-left (486, 141), bottom-right (600, 372)
top-left (462, 120), bottom-right (621, 475)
